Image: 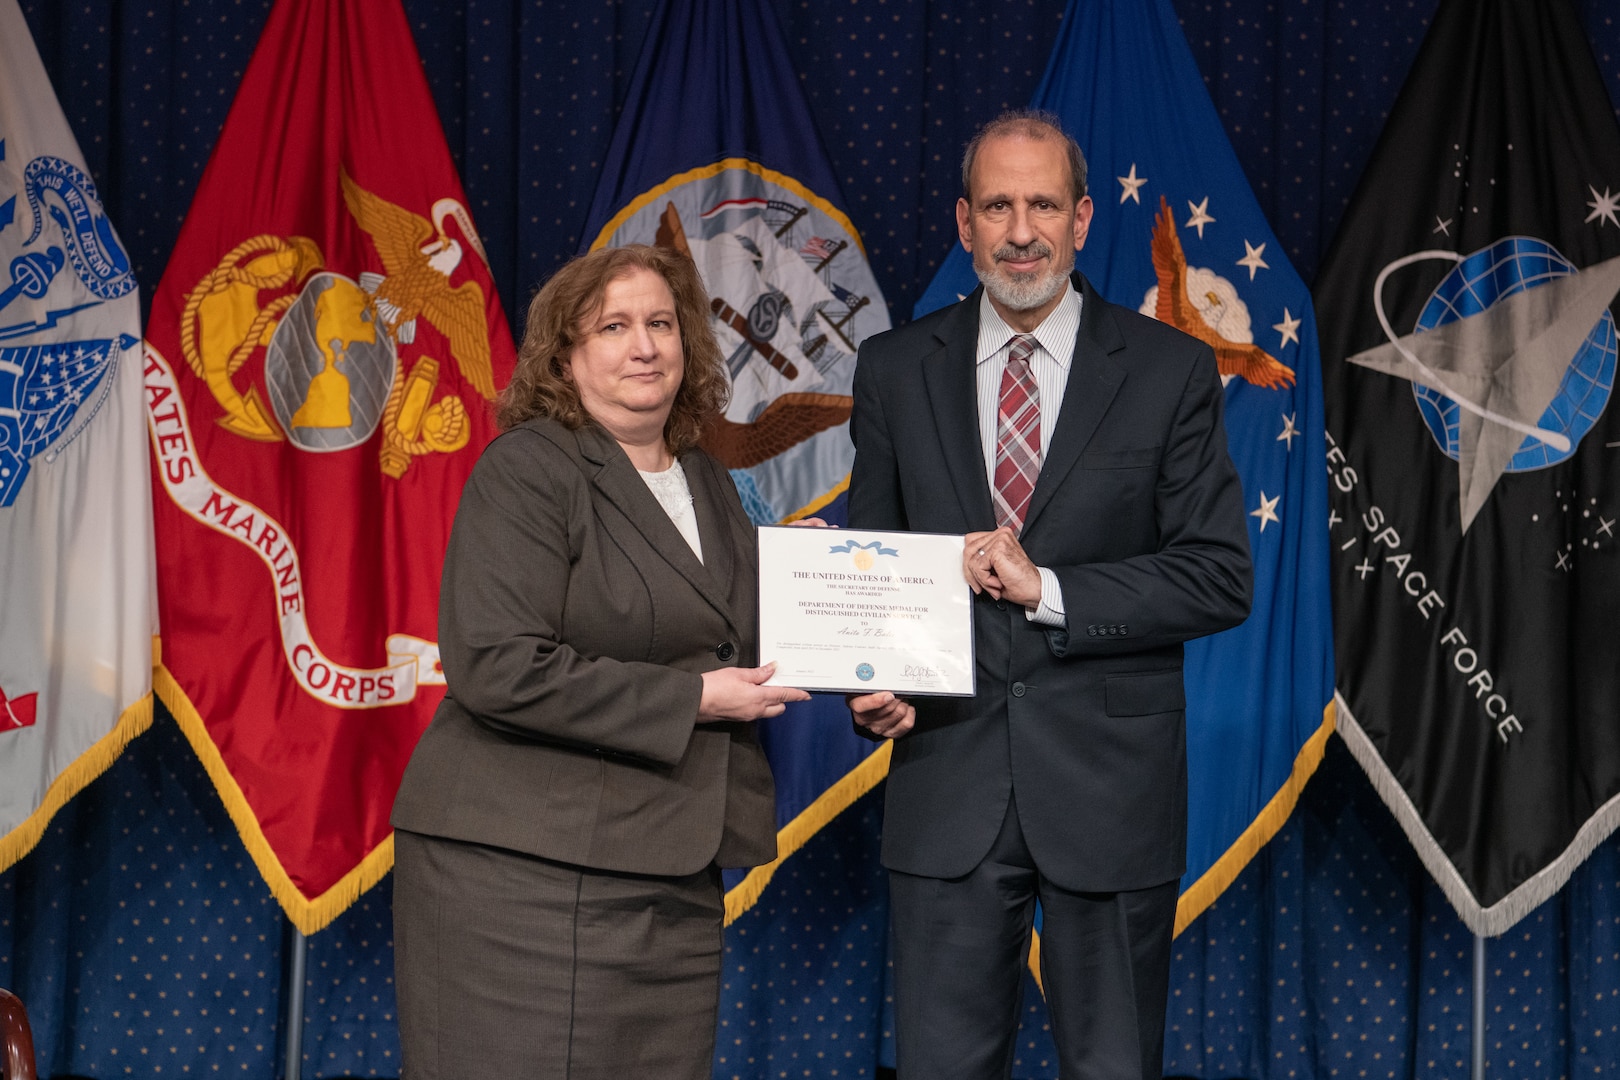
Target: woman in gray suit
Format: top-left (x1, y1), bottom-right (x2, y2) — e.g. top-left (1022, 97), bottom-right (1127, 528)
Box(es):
top-left (391, 243), bottom-right (809, 1079)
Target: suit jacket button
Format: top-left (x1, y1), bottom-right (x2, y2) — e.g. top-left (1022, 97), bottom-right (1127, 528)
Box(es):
top-left (715, 642), bottom-right (735, 661)
top-left (1087, 624), bottom-right (1098, 636)
top-left (1012, 682), bottom-right (1026, 697)
top-left (996, 600), bottom-right (1006, 611)
top-left (1120, 623), bottom-right (1128, 636)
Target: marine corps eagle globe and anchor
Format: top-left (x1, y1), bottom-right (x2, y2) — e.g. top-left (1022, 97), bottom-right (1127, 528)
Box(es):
top-left (176, 170), bottom-right (489, 467)
top-left (143, 169), bottom-right (499, 711)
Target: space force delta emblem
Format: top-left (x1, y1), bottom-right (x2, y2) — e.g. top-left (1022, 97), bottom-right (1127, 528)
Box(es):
top-left (1346, 238), bottom-right (1616, 533)
top-left (143, 170), bottom-right (499, 710)
top-left (1328, 234), bottom-right (1618, 747)
top-left (1328, 224), bottom-right (1619, 736)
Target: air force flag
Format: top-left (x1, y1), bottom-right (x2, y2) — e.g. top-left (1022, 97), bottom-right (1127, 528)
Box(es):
top-left (0, 0), bottom-right (155, 869)
top-left (918, 0), bottom-right (1337, 935)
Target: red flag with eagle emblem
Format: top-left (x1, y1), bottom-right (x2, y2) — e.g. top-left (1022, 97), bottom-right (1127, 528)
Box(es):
top-left (142, 0), bottom-right (514, 933)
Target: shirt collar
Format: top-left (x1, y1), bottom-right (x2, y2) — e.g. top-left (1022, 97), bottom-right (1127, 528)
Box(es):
top-left (975, 279), bottom-right (1082, 368)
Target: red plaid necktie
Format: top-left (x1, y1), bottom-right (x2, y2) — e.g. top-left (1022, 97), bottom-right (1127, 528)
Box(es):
top-left (992, 334), bottom-right (1040, 531)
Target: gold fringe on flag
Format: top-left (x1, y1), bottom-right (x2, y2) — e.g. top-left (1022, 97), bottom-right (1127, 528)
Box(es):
top-left (1172, 700), bottom-right (1337, 937)
top-left (781, 475), bottom-right (851, 524)
top-left (154, 663), bottom-right (394, 935)
top-left (0, 687), bottom-right (155, 873)
top-left (720, 701), bottom-right (1336, 943)
top-left (724, 741), bottom-right (892, 926)
top-left (1025, 703), bottom-right (1338, 990)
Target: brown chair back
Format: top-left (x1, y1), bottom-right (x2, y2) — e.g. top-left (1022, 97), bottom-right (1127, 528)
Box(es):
top-left (0, 988), bottom-right (36, 1080)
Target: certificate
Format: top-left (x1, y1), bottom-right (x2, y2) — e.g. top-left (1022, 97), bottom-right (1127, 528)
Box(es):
top-left (758, 526), bottom-right (975, 697)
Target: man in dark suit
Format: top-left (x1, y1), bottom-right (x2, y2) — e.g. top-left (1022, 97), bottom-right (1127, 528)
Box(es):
top-left (847, 110), bottom-right (1252, 1079)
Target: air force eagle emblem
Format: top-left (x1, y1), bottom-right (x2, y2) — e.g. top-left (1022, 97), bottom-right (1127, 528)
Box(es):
top-left (1142, 196), bottom-right (1296, 390)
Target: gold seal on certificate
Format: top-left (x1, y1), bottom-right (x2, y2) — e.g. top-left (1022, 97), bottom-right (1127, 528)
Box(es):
top-left (758, 526), bottom-right (975, 697)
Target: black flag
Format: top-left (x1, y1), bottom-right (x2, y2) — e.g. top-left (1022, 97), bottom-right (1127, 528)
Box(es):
top-left (1316, 0), bottom-right (1620, 936)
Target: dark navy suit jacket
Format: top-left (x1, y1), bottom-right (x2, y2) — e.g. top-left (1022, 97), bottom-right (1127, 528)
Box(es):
top-left (848, 272), bottom-right (1253, 892)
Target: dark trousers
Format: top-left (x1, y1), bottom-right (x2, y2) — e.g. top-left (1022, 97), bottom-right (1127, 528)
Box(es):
top-left (393, 829), bottom-right (724, 1080)
top-left (888, 793), bottom-right (1178, 1080)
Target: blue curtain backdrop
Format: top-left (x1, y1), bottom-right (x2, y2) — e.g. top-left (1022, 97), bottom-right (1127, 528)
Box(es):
top-left (5, 1), bottom-right (1620, 1077)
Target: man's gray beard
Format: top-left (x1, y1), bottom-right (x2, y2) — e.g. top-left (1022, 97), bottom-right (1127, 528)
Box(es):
top-left (974, 248), bottom-right (1074, 312)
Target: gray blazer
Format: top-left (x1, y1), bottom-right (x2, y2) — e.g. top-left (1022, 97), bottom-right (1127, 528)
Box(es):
top-left (848, 273), bottom-right (1253, 892)
top-left (392, 417), bottom-right (776, 874)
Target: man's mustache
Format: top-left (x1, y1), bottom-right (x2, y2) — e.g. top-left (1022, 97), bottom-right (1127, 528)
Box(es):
top-left (992, 241), bottom-right (1052, 266)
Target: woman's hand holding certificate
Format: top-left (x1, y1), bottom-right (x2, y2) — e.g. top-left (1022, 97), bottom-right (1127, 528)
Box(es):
top-left (757, 526), bottom-right (976, 696)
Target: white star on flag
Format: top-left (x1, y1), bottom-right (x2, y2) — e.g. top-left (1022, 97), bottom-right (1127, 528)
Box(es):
top-left (1237, 239), bottom-right (1269, 280)
top-left (1587, 184), bottom-right (1620, 229)
top-left (1277, 412), bottom-right (1300, 449)
top-left (1118, 164), bottom-right (1148, 204)
top-left (1185, 197), bottom-right (1215, 239)
top-left (1272, 308), bottom-right (1301, 348)
top-left (1250, 491), bottom-right (1281, 531)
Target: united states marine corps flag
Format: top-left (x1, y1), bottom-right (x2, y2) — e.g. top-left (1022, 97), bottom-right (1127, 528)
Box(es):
top-left (143, 0), bottom-right (514, 932)
top-left (0, 0), bottom-right (155, 869)
top-left (1318, 0), bottom-right (1620, 935)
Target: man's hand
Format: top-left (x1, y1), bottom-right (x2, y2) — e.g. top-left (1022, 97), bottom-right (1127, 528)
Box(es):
top-left (847, 690), bottom-right (915, 739)
top-left (963, 527), bottom-right (1043, 609)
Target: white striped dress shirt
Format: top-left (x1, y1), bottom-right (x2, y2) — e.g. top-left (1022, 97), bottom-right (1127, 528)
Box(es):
top-left (974, 282), bottom-right (1083, 627)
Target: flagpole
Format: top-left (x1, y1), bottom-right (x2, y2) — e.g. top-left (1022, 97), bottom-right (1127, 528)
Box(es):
top-left (1472, 933), bottom-right (1486, 1079)
top-left (281, 920), bottom-right (308, 1080)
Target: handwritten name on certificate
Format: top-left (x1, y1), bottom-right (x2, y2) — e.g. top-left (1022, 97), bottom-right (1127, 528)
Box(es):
top-left (758, 526), bottom-right (975, 696)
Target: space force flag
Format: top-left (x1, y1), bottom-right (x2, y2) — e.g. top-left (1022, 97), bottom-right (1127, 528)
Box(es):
top-left (0, 0), bottom-right (156, 870)
top-left (143, 0), bottom-right (515, 932)
top-left (917, 0), bottom-right (1336, 934)
top-left (581, 0), bottom-right (894, 920)
top-left (1317, 0), bottom-right (1620, 936)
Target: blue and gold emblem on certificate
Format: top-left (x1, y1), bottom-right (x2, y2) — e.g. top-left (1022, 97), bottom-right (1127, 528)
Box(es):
top-left (828, 537), bottom-right (899, 572)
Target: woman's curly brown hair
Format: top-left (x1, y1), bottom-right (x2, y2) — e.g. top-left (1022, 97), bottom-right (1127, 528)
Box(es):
top-left (496, 244), bottom-right (729, 454)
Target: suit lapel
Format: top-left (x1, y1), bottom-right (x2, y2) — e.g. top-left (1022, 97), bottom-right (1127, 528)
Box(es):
top-left (1023, 274), bottom-right (1127, 535)
top-left (922, 291), bottom-right (997, 532)
top-left (575, 426), bottom-right (739, 626)
top-left (681, 449), bottom-right (738, 592)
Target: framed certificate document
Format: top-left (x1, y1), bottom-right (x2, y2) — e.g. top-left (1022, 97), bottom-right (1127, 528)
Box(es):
top-left (757, 526), bottom-right (975, 697)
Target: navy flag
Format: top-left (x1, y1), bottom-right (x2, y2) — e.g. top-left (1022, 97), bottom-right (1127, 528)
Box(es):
top-left (1317, 0), bottom-right (1620, 935)
top-left (580, 0), bottom-right (893, 926)
top-left (918, 0), bottom-right (1336, 935)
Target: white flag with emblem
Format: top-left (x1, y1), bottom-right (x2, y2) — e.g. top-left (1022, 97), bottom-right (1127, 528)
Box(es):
top-left (0, 0), bottom-right (155, 869)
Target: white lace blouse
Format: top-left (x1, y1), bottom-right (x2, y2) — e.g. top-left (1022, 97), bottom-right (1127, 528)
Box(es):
top-left (638, 461), bottom-right (703, 563)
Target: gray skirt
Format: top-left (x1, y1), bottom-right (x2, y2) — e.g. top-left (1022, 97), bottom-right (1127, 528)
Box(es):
top-left (393, 829), bottom-right (724, 1079)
